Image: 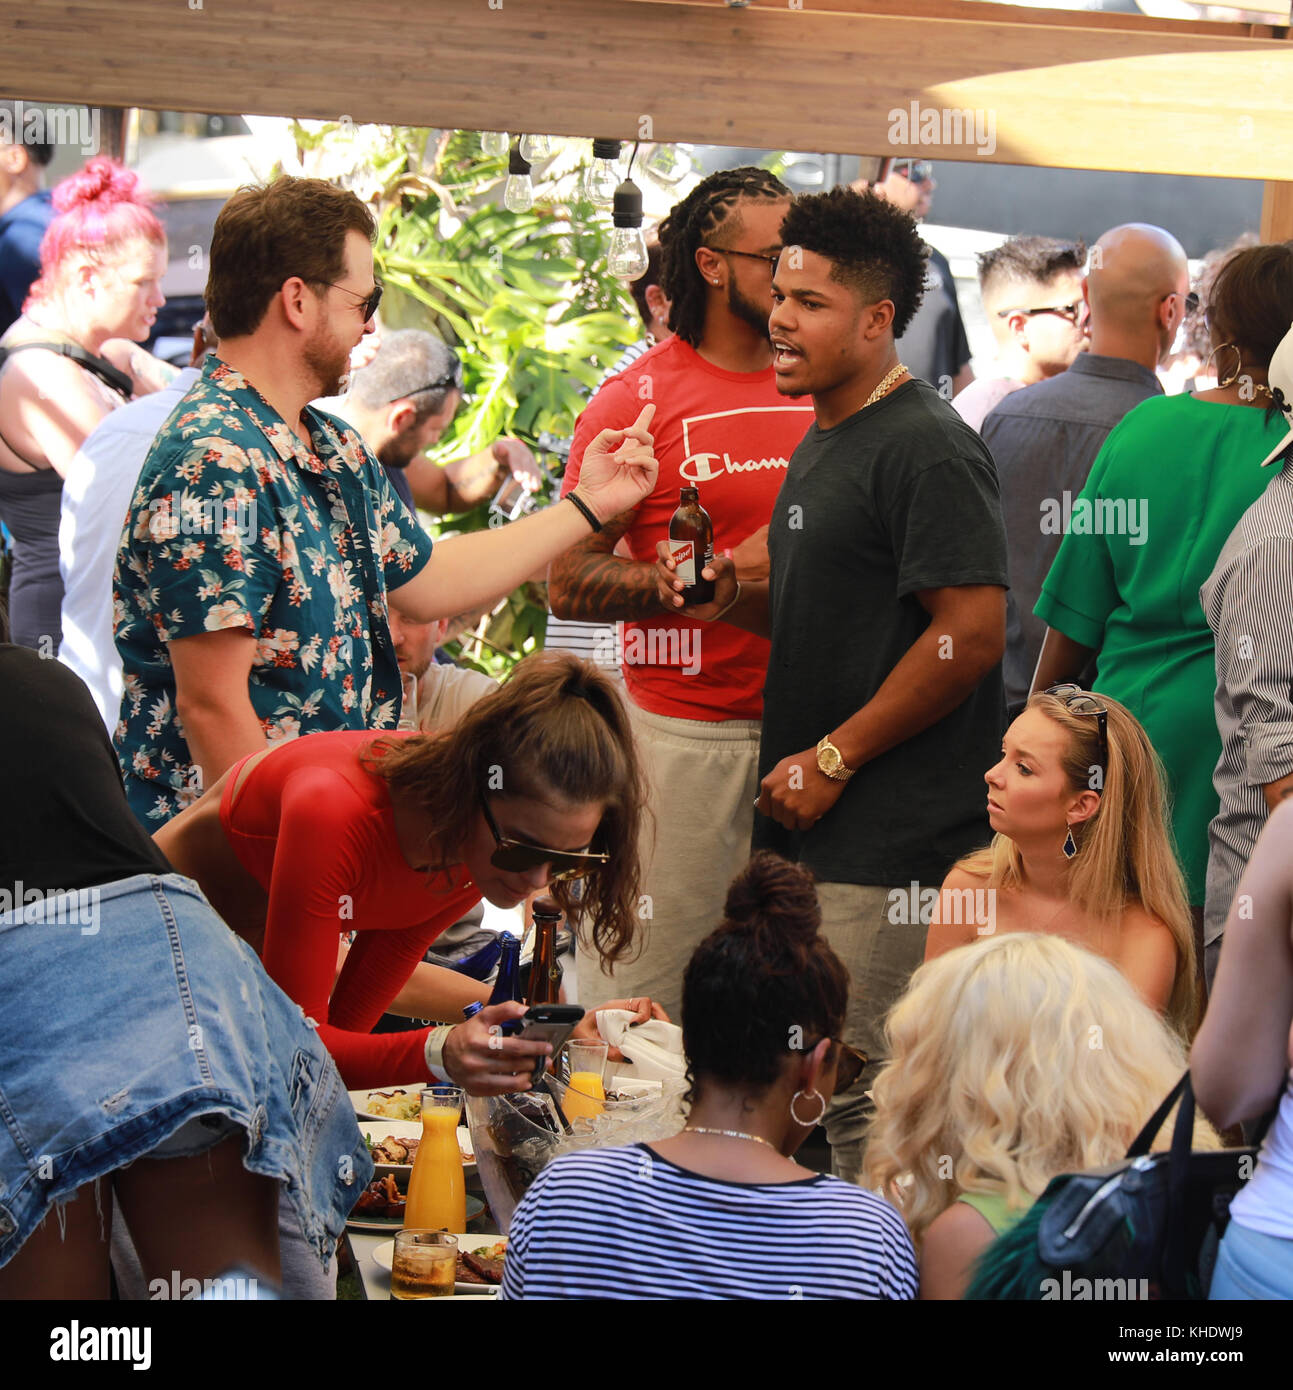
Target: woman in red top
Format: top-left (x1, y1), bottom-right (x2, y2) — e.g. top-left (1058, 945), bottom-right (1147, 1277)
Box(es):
top-left (157, 653), bottom-right (650, 1091)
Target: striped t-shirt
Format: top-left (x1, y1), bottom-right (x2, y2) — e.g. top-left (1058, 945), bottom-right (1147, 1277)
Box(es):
top-left (498, 1142), bottom-right (918, 1300)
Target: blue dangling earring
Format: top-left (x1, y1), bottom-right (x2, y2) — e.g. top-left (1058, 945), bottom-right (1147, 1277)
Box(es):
top-left (1062, 826), bottom-right (1078, 860)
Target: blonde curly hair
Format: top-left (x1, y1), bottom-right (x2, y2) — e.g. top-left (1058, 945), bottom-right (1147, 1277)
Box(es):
top-left (862, 933), bottom-right (1216, 1248)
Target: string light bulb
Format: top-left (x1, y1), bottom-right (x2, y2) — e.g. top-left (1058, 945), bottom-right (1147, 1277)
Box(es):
top-left (481, 131), bottom-right (509, 158)
top-left (583, 138), bottom-right (623, 208)
top-left (504, 144), bottom-right (534, 212)
top-left (518, 133), bottom-right (552, 162)
top-left (608, 178), bottom-right (649, 279)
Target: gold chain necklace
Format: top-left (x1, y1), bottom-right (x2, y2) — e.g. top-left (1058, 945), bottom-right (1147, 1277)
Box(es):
top-left (684, 1125), bottom-right (776, 1150)
top-left (863, 363), bottom-right (909, 410)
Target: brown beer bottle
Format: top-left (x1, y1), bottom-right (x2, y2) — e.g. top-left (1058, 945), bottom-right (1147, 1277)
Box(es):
top-left (668, 486), bottom-right (715, 605)
top-left (527, 896), bottom-right (563, 1005)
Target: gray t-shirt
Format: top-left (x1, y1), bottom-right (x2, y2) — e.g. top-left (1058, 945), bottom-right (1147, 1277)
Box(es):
top-left (980, 353), bottom-right (1162, 712)
top-left (1201, 457), bottom-right (1293, 946)
top-left (755, 379), bottom-right (1008, 887)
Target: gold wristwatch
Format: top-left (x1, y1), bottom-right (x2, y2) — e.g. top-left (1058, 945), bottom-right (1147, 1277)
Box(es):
top-left (816, 736), bottom-right (856, 782)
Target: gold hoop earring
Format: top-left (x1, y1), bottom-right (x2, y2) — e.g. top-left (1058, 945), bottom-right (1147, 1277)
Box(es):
top-left (1204, 342), bottom-right (1243, 388)
top-left (790, 1089), bottom-right (826, 1127)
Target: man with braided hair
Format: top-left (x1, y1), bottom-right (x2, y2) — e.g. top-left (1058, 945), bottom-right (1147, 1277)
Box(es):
top-left (550, 167), bottom-right (813, 1018)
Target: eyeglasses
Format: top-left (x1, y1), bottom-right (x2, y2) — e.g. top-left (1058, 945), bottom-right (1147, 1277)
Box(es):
top-left (385, 362), bottom-right (463, 405)
top-left (321, 279), bottom-right (383, 322)
top-left (479, 794), bottom-right (610, 881)
top-left (804, 1037), bottom-right (868, 1093)
top-left (705, 246), bottom-right (781, 272)
top-left (890, 159), bottom-right (934, 185)
top-left (1044, 683), bottom-right (1108, 786)
top-left (997, 300), bottom-right (1086, 325)
top-left (1164, 290), bottom-right (1200, 315)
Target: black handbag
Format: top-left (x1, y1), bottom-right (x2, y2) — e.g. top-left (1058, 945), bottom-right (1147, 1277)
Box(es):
top-left (966, 1071), bottom-right (1269, 1301)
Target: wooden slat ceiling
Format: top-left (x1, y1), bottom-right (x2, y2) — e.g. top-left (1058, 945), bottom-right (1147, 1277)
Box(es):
top-left (4, 0), bottom-right (1291, 178)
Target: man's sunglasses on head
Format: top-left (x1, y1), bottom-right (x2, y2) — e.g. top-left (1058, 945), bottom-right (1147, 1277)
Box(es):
top-left (479, 793), bottom-right (609, 881)
top-left (386, 358), bottom-right (464, 405)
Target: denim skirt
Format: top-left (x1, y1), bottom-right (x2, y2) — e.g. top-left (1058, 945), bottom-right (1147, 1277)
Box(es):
top-left (0, 873), bottom-right (373, 1268)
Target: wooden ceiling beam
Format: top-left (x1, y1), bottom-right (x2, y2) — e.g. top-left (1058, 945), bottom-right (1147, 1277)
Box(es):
top-left (4, 0), bottom-right (1292, 178)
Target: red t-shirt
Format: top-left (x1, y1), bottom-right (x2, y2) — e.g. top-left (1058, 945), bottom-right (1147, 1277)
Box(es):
top-left (219, 729), bottom-right (483, 1089)
top-left (563, 337), bottom-right (813, 721)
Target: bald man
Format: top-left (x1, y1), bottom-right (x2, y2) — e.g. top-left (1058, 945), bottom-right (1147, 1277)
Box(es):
top-left (980, 223), bottom-right (1190, 712)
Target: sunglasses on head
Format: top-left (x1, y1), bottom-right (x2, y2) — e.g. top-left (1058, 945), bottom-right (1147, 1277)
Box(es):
top-left (1044, 683), bottom-right (1108, 787)
top-left (386, 360), bottom-right (464, 405)
top-left (479, 793), bottom-right (609, 881)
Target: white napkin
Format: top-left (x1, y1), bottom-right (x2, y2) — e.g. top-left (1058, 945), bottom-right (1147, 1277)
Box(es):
top-left (595, 1009), bottom-right (687, 1081)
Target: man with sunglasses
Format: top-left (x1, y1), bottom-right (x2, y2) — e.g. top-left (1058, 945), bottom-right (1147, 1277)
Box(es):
top-left (981, 223), bottom-right (1189, 716)
top-left (333, 328), bottom-right (541, 515)
top-left (858, 160), bottom-right (974, 401)
top-left (952, 235), bottom-right (1088, 432)
top-left (115, 177), bottom-right (659, 825)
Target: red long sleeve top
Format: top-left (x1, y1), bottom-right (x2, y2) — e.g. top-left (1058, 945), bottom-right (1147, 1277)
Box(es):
top-left (219, 729), bottom-right (482, 1088)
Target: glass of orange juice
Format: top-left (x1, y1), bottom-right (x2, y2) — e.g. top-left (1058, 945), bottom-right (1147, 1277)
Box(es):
top-left (403, 1086), bottom-right (466, 1232)
top-left (390, 1230), bottom-right (458, 1300)
top-left (563, 1040), bottom-right (609, 1123)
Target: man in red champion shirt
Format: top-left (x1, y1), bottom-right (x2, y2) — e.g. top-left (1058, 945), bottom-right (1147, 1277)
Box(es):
top-left (549, 168), bottom-right (814, 1017)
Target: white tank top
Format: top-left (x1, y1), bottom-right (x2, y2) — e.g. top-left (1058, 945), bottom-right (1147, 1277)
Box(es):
top-left (1229, 1069), bottom-right (1293, 1240)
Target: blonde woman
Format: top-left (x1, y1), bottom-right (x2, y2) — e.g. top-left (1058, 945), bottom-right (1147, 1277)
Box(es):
top-left (864, 933), bottom-right (1217, 1300)
top-left (924, 686), bottom-right (1198, 1037)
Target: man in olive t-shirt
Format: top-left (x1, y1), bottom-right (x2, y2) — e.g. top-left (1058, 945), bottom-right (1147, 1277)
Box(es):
top-left (655, 188), bottom-right (1007, 1181)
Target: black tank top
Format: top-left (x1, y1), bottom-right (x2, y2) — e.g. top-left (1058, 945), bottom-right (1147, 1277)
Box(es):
top-left (0, 645), bottom-right (171, 894)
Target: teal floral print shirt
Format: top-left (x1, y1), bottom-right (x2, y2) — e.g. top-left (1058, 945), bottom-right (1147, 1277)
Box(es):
top-left (113, 354), bottom-right (432, 824)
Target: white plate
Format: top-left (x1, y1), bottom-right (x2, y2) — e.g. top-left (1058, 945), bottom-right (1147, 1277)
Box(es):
top-left (350, 1084), bottom-right (426, 1124)
top-left (371, 1233), bottom-right (505, 1296)
top-left (358, 1119), bottom-right (476, 1178)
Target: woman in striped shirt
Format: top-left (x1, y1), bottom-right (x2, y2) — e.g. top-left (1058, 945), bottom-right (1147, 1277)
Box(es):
top-left (499, 852), bottom-right (918, 1300)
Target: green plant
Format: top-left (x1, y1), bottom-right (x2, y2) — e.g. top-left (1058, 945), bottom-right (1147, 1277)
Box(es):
top-left (288, 124), bottom-right (641, 676)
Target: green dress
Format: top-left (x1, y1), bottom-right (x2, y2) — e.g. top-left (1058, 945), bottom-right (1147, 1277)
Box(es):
top-left (1035, 394), bottom-right (1286, 904)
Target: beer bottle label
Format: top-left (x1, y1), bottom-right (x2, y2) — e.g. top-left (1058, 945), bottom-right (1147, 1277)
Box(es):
top-left (668, 538), bottom-right (696, 586)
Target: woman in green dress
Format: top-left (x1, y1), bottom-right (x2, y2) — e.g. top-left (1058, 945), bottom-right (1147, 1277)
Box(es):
top-left (1032, 243), bottom-right (1293, 930)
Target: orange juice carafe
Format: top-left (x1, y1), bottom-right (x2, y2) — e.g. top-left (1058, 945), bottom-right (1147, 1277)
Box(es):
top-left (563, 1072), bottom-right (606, 1122)
top-left (403, 1086), bottom-right (466, 1232)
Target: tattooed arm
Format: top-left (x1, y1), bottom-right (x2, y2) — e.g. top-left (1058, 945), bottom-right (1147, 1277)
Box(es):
top-left (547, 507), bottom-right (663, 621)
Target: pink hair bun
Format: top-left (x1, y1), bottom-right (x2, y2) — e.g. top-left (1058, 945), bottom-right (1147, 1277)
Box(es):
top-left (52, 156), bottom-right (154, 215)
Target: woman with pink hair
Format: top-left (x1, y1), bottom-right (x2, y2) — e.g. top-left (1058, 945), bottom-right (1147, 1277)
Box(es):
top-left (0, 156), bottom-right (171, 651)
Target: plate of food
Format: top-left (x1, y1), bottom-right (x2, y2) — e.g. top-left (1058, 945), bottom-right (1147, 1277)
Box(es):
top-left (371, 1233), bottom-right (507, 1296)
top-left (347, 1175), bottom-right (485, 1232)
top-left (360, 1120), bottom-right (475, 1179)
top-left (350, 1085), bottom-right (426, 1123)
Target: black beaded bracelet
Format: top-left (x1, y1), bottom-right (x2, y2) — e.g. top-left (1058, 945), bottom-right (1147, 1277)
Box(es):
top-left (567, 490), bottom-right (603, 533)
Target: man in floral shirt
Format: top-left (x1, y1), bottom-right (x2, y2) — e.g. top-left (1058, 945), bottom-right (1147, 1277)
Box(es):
top-left (115, 177), bottom-right (658, 823)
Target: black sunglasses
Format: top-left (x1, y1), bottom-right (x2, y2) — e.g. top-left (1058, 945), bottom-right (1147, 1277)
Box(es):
top-left (386, 361), bottom-right (464, 406)
top-left (322, 278), bottom-right (383, 322)
top-left (705, 246), bottom-right (781, 272)
top-left (479, 794), bottom-right (609, 881)
top-left (804, 1036), bottom-right (867, 1093)
top-left (1044, 683), bottom-right (1108, 785)
top-left (997, 300), bottom-right (1085, 325)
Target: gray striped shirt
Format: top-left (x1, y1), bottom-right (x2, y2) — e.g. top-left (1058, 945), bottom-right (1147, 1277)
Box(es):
top-left (1201, 456), bottom-right (1293, 946)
